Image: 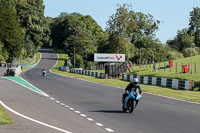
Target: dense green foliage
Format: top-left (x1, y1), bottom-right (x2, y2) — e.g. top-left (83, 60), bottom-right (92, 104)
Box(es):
top-left (50, 13), bottom-right (104, 68)
top-left (167, 7), bottom-right (200, 57)
top-left (0, 0), bottom-right (24, 62)
top-left (0, 0), bottom-right (49, 63)
top-left (15, 0), bottom-right (49, 57)
top-left (0, 1), bottom-right (200, 68)
top-left (104, 4), bottom-right (171, 63)
top-left (189, 7), bottom-right (200, 47)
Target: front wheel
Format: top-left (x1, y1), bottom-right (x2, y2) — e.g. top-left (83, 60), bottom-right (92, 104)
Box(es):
top-left (128, 100), bottom-right (134, 113)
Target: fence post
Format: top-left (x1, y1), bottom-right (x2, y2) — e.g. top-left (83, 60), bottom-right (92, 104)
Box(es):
top-left (188, 63), bottom-right (190, 74)
top-left (164, 63), bottom-right (165, 72)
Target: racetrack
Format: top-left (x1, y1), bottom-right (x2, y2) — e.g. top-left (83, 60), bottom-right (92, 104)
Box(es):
top-left (21, 49), bottom-right (200, 133)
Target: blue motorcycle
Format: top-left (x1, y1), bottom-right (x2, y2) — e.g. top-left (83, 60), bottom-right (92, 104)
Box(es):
top-left (122, 88), bottom-right (141, 113)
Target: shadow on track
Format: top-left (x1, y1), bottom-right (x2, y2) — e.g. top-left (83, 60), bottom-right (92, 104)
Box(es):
top-left (90, 110), bottom-right (124, 113)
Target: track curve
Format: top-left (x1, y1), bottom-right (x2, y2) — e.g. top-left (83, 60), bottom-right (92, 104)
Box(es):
top-left (22, 49), bottom-right (200, 133)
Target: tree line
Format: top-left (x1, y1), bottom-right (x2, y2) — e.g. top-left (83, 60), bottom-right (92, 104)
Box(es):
top-left (0, 1), bottom-right (200, 69)
top-left (0, 0), bottom-right (49, 63)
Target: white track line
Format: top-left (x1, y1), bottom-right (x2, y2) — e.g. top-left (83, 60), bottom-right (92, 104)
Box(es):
top-left (80, 114), bottom-right (87, 117)
top-left (49, 70), bottom-right (200, 105)
top-left (74, 111), bottom-right (81, 114)
top-left (87, 118), bottom-right (94, 121)
top-left (2, 77), bottom-right (49, 97)
top-left (20, 77), bottom-right (49, 97)
top-left (105, 128), bottom-right (115, 132)
top-left (95, 123), bottom-right (104, 127)
top-left (0, 100), bottom-right (72, 133)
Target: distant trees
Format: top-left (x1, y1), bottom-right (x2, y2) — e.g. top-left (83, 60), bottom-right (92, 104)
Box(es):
top-left (1, 1), bottom-right (199, 67)
top-left (15, 0), bottom-right (49, 57)
top-left (167, 7), bottom-right (200, 57)
top-left (50, 13), bottom-right (104, 68)
top-left (0, 0), bottom-right (49, 63)
top-left (0, 0), bottom-right (24, 62)
top-left (102, 4), bottom-right (170, 63)
top-left (189, 7), bottom-right (200, 47)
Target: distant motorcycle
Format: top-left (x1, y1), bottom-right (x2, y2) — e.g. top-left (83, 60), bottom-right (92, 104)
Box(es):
top-left (122, 88), bottom-right (141, 113)
top-left (42, 69), bottom-right (47, 77)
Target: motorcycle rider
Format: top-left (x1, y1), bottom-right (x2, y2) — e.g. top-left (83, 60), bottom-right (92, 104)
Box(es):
top-left (122, 78), bottom-right (142, 107)
top-left (42, 68), bottom-right (47, 76)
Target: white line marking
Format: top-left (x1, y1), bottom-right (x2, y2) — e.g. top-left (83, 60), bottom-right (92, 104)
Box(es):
top-left (80, 114), bottom-right (87, 117)
top-left (50, 97), bottom-right (55, 100)
top-left (0, 100), bottom-right (72, 133)
top-left (69, 108), bottom-right (74, 111)
top-left (105, 128), bottom-right (114, 132)
top-left (20, 77), bottom-right (49, 97)
top-left (144, 91), bottom-right (200, 105)
top-left (74, 111), bottom-right (81, 114)
top-left (60, 103), bottom-right (65, 106)
top-left (56, 101), bottom-right (60, 104)
top-left (2, 77), bottom-right (49, 97)
top-left (65, 105), bottom-right (69, 108)
top-left (95, 123), bottom-right (104, 127)
top-left (87, 118), bottom-right (94, 121)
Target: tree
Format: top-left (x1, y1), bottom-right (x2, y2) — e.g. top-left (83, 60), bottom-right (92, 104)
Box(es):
top-left (167, 29), bottom-right (194, 52)
top-left (0, 0), bottom-right (24, 61)
top-left (15, 0), bottom-right (48, 57)
top-left (106, 4), bottom-right (161, 63)
top-left (66, 29), bottom-right (96, 68)
top-left (51, 13), bottom-right (104, 49)
top-left (106, 4), bottom-right (138, 39)
top-left (189, 7), bottom-right (200, 47)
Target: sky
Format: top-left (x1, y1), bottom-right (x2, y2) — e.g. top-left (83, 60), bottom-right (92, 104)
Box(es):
top-left (43, 0), bottom-right (200, 44)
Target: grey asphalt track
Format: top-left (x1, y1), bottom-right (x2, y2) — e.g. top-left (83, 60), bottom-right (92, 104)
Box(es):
top-left (9, 49), bottom-right (200, 133)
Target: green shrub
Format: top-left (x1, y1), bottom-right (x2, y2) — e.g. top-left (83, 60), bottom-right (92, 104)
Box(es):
top-left (183, 47), bottom-right (200, 57)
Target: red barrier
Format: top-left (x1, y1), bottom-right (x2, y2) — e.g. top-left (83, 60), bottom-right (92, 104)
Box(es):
top-left (169, 60), bottom-right (173, 68)
top-left (183, 65), bottom-right (189, 73)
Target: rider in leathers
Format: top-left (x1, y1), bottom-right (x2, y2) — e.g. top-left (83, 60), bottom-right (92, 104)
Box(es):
top-left (122, 78), bottom-right (142, 107)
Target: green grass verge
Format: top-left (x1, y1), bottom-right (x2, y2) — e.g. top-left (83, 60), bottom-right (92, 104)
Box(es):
top-left (0, 105), bottom-right (14, 125)
top-left (51, 49), bottom-right (200, 103)
top-left (23, 52), bottom-right (40, 70)
top-left (131, 55), bottom-right (200, 82)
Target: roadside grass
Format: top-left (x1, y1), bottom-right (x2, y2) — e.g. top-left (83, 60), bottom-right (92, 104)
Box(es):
top-left (132, 55), bottom-right (200, 82)
top-left (23, 52), bottom-right (40, 70)
top-left (0, 105), bottom-right (14, 125)
top-left (0, 53), bottom-right (41, 125)
top-left (15, 57), bottom-right (33, 65)
top-left (51, 50), bottom-right (200, 103)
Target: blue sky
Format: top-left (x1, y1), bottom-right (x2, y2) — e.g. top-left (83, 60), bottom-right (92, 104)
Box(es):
top-left (43, 0), bottom-right (200, 44)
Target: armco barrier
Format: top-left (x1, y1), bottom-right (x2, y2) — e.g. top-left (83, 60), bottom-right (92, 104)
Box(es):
top-left (122, 73), bottom-right (194, 91)
top-left (70, 68), bottom-right (106, 79)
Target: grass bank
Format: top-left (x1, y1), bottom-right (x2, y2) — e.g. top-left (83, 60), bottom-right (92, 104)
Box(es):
top-left (23, 52), bottom-right (40, 70)
top-left (131, 55), bottom-right (200, 82)
top-left (0, 104), bottom-right (14, 125)
top-left (0, 52), bottom-right (41, 125)
top-left (51, 49), bottom-right (200, 103)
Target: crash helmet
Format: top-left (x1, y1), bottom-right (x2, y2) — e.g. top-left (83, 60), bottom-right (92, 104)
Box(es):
top-left (132, 78), bottom-right (139, 86)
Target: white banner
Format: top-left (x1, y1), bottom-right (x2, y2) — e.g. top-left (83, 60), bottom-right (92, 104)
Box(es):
top-left (94, 53), bottom-right (125, 62)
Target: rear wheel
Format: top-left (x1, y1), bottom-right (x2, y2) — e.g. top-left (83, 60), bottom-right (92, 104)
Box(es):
top-left (122, 105), bottom-right (127, 113)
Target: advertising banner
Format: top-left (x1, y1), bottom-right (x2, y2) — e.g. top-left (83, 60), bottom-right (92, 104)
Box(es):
top-left (94, 53), bottom-right (125, 62)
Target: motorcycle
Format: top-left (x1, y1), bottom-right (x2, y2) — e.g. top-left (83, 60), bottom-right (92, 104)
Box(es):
top-left (42, 70), bottom-right (47, 77)
top-left (122, 88), bottom-right (141, 113)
